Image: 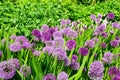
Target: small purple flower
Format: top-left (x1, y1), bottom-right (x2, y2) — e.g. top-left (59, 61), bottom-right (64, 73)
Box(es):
top-left (43, 46), bottom-right (53, 55)
top-left (102, 52), bottom-right (113, 64)
top-left (0, 51), bottom-right (2, 57)
top-left (108, 66), bottom-right (119, 76)
top-left (78, 47), bottom-right (89, 56)
top-left (112, 72), bottom-right (120, 80)
top-left (112, 22), bottom-right (118, 28)
top-left (72, 21), bottom-right (77, 26)
top-left (57, 71), bottom-right (68, 80)
top-left (100, 42), bottom-right (107, 48)
top-left (9, 42), bottom-right (22, 52)
top-left (66, 30), bottom-right (78, 39)
top-left (32, 50), bottom-right (41, 56)
top-left (66, 40), bottom-right (76, 50)
top-left (70, 59), bottom-right (80, 70)
top-left (49, 27), bottom-right (58, 35)
top-left (41, 31), bottom-right (52, 42)
top-left (72, 55), bottom-right (78, 61)
top-left (45, 41), bottom-right (54, 46)
top-left (53, 48), bottom-right (67, 60)
top-left (90, 14), bottom-right (96, 20)
top-left (20, 65), bottom-right (31, 77)
top-left (8, 58), bottom-right (20, 69)
top-left (15, 36), bottom-right (28, 42)
top-left (96, 24), bottom-right (106, 33)
top-left (88, 61), bottom-right (104, 80)
top-left (10, 35), bottom-right (16, 40)
top-left (110, 40), bottom-right (119, 47)
top-left (31, 29), bottom-right (41, 38)
top-left (43, 73), bottom-right (56, 80)
top-left (60, 19), bottom-right (67, 26)
top-left (85, 40), bottom-right (95, 48)
top-left (41, 24), bottom-right (49, 32)
top-left (22, 41), bottom-right (31, 49)
top-left (53, 37), bottom-right (64, 48)
top-left (101, 32), bottom-right (108, 38)
top-left (0, 61), bottom-right (16, 79)
top-left (64, 57), bottom-right (70, 66)
top-left (107, 12), bottom-right (115, 19)
top-left (53, 31), bottom-right (63, 38)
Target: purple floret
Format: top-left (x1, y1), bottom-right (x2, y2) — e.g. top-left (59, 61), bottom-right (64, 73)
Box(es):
top-left (8, 58), bottom-right (20, 69)
top-left (102, 52), bottom-right (113, 64)
top-left (78, 47), bottom-right (89, 56)
top-left (32, 50), bottom-right (41, 56)
top-left (43, 73), bottom-right (56, 80)
top-left (20, 65), bottom-right (31, 77)
top-left (66, 40), bottom-right (76, 50)
top-left (108, 66), bottom-right (119, 76)
top-left (110, 40), bottom-right (119, 47)
top-left (31, 29), bottom-right (41, 37)
top-left (85, 40), bottom-right (95, 48)
top-left (43, 46), bottom-right (53, 55)
top-left (9, 42), bottom-right (22, 52)
top-left (107, 12), bottom-right (115, 19)
top-left (100, 42), bottom-right (107, 48)
top-left (57, 71), bottom-right (68, 80)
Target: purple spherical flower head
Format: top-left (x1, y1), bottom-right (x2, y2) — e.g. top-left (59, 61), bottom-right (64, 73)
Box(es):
top-left (31, 29), bottom-right (41, 37)
top-left (78, 47), bottom-right (89, 56)
top-left (53, 37), bottom-right (64, 48)
top-left (41, 24), bottom-right (49, 32)
top-left (32, 50), bottom-right (41, 56)
top-left (60, 19), bottom-right (67, 26)
top-left (85, 40), bottom-right (95, 48)
top-left (107, 12), bottom-right (115, 19)
top-left (90, 14), bottom-right (96, 20)
top-left (115, 36), bottom-right (120, 40)
top-left (43, 73), bottom-right (56, 80)
top-left (100, 42), bottom-right (107, 48)
top-left (48, 27), bottom-right (58, 35)
top-left (112, 72), bottom-right (120, 80)
top-left (70, 59), bottom-right (80, 70)
top-left (8, 58), bottom-right (20, 69)
top-left (20, 65), bottom-right (31, 77)
top-left (108, 66), bottom-right (119, 76)
top-left (88, 61), bottom-right (104, 80)
top-left (66, 30), bottom-right (78, 39)
top-left (10, 35), bottom-right (16, 40)
top-left (66, 40), bottom-right (76, 50)
top-left (66, 19), bottom-right (71, 25)
top-left (72, 55), bottom-right (78, 61)
top-left (45, 41), bottom-right (54, 46)
top-left (112, 22), bottom-right (118, 28)
top-left (9, 42), bottom-right (22, 52)
top-left (102, 52), bottom-right (113, 64)
top-left (0, 51), bottom-right (2, 57)
top-left (15, 36), bottom-right (28, 42)
top-left (53, 31), bottom-right (63, 39)
top-left (43, 46), bottom-right (53, 55)
top-left (96, 24), bottom-right (106, 33)
top-left (0, 61), bottom-right (16, 79)
top-left (72, 21), bottom-right (77, 26)
top-left (22, 41), bottom-right (31, 49)
top-left (110, 40), bottom-right (119, 47)
top-left (57, 71), bottom-right (68, 80)
top-left (53, 48), bottom-right (67, 60)
top-left (64, 57), bottom-right (70, 66)
top-left (101, 32), bottom-right (108, 38)
top-left (41, 31), bottom-right (52, 42)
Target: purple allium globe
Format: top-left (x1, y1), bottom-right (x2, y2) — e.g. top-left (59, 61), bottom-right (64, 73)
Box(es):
top-left (31, 29), bottom-right (41, 37)
top-left (112, 22), bottom-right (118, 28)
top-left (78, 47), bottom-right (89, 56)
top-left (42, 46), bottom-right (53, 55)
top-left (102, 52), bottom-right (113, 64)
top-left (66, 40), bottom-right (76, 50)
top-left (90, 14), bottom-right (96, 20)
top-left (43, 73), bottom-right (56, 80)
top-left (48, 27), bottom-right (58, 35)
top-left (107, 12), bottom-right (115, 19)
top-left (88, 61), bottom-right (104, 80)
top-left (63, 57), bottom-right (70, 66)
top-left (32, 50), bottom-right (41, 56)
top-left (70, 59), bottom-right (80, 70)
top-left (41, 31), bottom-right (52, 42)
top-left (45, 41), bottom-right (54, 46)
top-left (20, 65), bottom-right (31, 77)
top-left (53, 31), bottom-right (63, 39)
top-left (108, 66), bottom-right (119, 76)
top-left (112, 72), bottom-right (120, 80)
top-left (8, 58), bottom-right (20, 69)
top-left (41, 24), bottom-right (49, 32)
top-left (15, 36), bottom-right (28, 42)
top-left (0, 61), bottom-right (16, 79)
top-left (57, 71), bottom-right (68, 80)
top-left (9, 42), bottom-right (22, 52)
top-left (10, 35), bottom-right (16, 40)
top-left (53, 37), bottom-right (64, 48)
top-left (110, 40), bottom-right (119, 47)
top-left (100, 42), bottom-right (107, 48)
top-left (22, 41), bottom-right (31, 49)
top-left (85, 40), bottom-right (95, 48)
top-left (66, 30), bottom-right (78, 39)
top-left (72, 55), bottom-right (78, 61)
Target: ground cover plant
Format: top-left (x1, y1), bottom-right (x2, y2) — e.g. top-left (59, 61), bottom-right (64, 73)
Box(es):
top-left (0, 12), bottom-right (120, 80)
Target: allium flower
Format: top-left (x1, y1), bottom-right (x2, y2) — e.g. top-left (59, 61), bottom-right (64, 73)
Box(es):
top-left (43, 73), bottom-right (56, 80)
top-left (112, 22), bottom-right (118, 28)
top-left (78, 47), bottom-right (89, 56)
top-left (90, 14), bottom-right (96, 20)
top-left (31, 29), bottom-right (41, 37)
top-left (57, 71), bottom-right (68, 80)
top-left (72, 21), bottom-right (77, 26)
top-left (41, 24), bottom-right (49, 32)
top-left (108, 66), bottom-right (119, 76)
top-left (102, 52), bottom-right (113, 64)
top-left (66, 40), bottom-right (76, 50)
top-left (9, 42), bottom-right (22, 52)
top-left (60, 19), bottom-right (67, 26)
top-left (20, 65), bottom-right (31, 77)
top-left (110, 40), bottom-right (119, 47)
top-left (100, 32), bottom-right (108, 38)
top-left (88, 61), bottom-right (104, 80)
top-left (107, 12), bottom-right (115, 19)
top-left (0, 61), bottom-right (16, 79)
top-left (96, 24), bottom-right (106, 33)
top-left (53, 37), bottom-right (64, 48)
top-left (60, 27), bottom-right (72, 35)
top-left (10, 35), bottom-right (16, 40)
top-left (53, 31), bottom-right (63, 38)
top-left (41, 31), bottom-right (52, 42)
top-left (48, 27), bottom-right (58, 35)
top-left (70, 59), bottom-right (80, 70)
top-left (85, 40), bottom-right (95, 48)
top-left (8, 58), bottom-right (20, 69)
top-left (63, 57), bottom-right (70, 66)
top-left (0, 51), bottom-right (2, 57)
top-left (100, 42), bottom-right (107, 48)
top-left (53, 48), bottom-right (67, 60)
top-left (22, 41), bottom-right (31, 49)
top-left (15, 36), bottom-right (28, 42)
top-left (43, 46), bottom-right (53, 55)
top-left (45, 41), bottom-right (54, 46)
top-left (112, 72), bottom-right (120, 80)
top-left (32, 50), bottom-right (41, 56)
top-left (66, 30), bottom-right (78, 39)
top-left (72, 55), bottom-right (78, 61)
